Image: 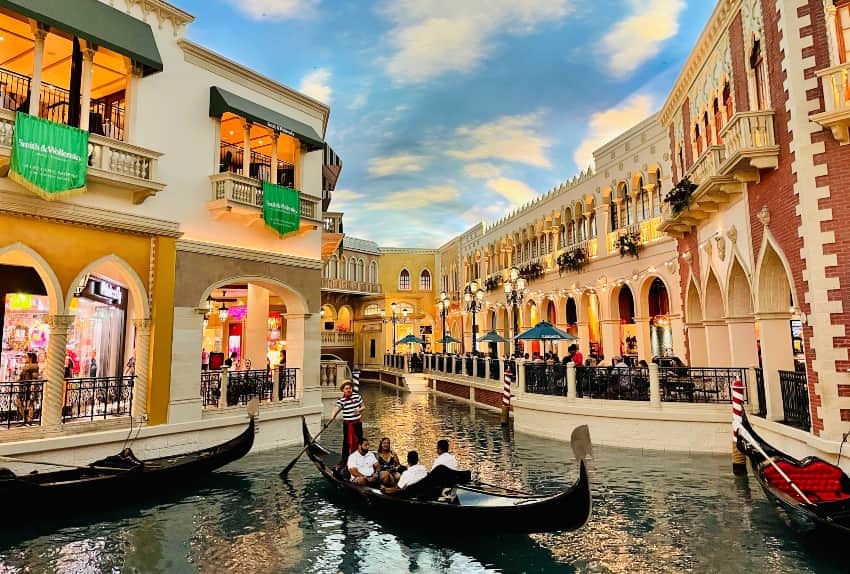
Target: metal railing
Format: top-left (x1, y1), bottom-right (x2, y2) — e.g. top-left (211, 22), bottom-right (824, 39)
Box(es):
top-left (226, 369), bottom-right (273, 406)
top-left (384, 354), bottom-right (405, 370)
top-left (658, 367), bottom-right (745, 403)
top-left (408, 355), bottom-right (423, 373)
top-left (779, 370), bottom-right (811, 431)
top-left (201, 370), bottom-right (222, 407)
top-left (754, 367), bottom-right (767, 417)
top-left (219, 141), bottom-right (295, 184)
top-left (321, 278), bottom-right (382, 294)
top-left (278, 368), bottom-right (298, 400)
top-left (576, 366), bottom-right (650, 401)
top-left (0, 380), bottom-right (44, 428)
top-left (465, 357), bottom-right (474, 377)
top-left (524, 363), bottom-right (567, 396)
top-left (210, 171), bottom-right (322, 224)
top-left (63, 376), bottom-right (134, 422)
top-left (489, 359), bottom-right (500, 380)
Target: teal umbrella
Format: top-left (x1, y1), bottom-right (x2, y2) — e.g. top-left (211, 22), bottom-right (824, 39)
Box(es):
top-left (515, 321), bottom-right (578, 341)
top-left (435, 335), bottom-right (461, 344)
top-left (396, 334), bottom-right (427, 345)
top-left (478, 330), bottom-right (510, 343)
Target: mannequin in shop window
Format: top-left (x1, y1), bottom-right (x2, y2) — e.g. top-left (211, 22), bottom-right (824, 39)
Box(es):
top-left (89, 352), bottom-right (98, 378)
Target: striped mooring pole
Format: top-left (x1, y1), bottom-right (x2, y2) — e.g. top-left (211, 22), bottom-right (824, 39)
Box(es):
top-left (731, 378), bottom-right (747, 475)
top-left (501, 367), bottom-right (512, 425)
top-left (352, 368), bottom-right (361, 394)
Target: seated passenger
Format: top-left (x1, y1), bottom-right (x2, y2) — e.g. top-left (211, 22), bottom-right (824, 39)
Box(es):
top-left (347, 438), bottom-right (380, 486)
top-left (432, 439), bottom-right (459, 471)
top-left (382, 450), bottom-right (427, 494)
top-left (376, 437), bottom-right (402, 486)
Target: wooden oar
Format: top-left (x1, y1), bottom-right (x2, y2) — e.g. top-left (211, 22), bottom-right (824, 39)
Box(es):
top-left (279, 413), bottom-right (338, 477)
top-left (736, 425), bottom-right (813, 505)
top-left (0, 455), bottom-right (131, 473)
top-left (468, 480), bottom-right (535, 496)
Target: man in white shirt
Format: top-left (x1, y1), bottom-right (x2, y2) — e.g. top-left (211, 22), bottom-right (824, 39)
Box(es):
top-left (347, 438), bottom-right (380, 485)
top-left (382, 451), bottom-right (427, 493)
top-left (431, 439), bottom-right (459, 471)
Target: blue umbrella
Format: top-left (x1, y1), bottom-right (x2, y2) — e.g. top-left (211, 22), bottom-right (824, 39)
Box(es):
top-left (515, 321), bottom-right (578, 341)
top-left (396, 334), bottom-right (427, 345)
top-left (479, 330), bottom-right (510, 344)
top-left (435, 335), bottom-right (461, 344)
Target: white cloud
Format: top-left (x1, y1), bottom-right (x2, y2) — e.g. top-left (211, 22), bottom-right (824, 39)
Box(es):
top-left (368, 186), bottom-right (459, 210)
top-left (331, 189), bottom-right (365, 206)
top-left (367, 153), bottom-right (428, 177)
top-left (229, 0), bottom-right (318, 20)
top-left (447, 112), bottom-right (552, 168)
top-left (486, 177), bottom-right (538, 206)
top-left (380, 0), bottom-right (572, 84)
top-left (463, 162), bottom-right (501, 179)
top-left (298, 68), bottom-right (332, 104)
top-left (602, 0), bottom-right (685, 77)
top-left (572, 93), bottom-right (656, 170)
top-left (349, 93), bottom-right (368, 110)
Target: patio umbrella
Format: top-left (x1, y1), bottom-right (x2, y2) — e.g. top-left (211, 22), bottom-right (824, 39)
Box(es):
top-left (435, 335), bottom-right (461, 344)
top-left (515, 321), bottom-right (578, 355)
top-left (479, 330), bottom-right (510, 344)
top-left (396, 334), bottom-right (427, 345)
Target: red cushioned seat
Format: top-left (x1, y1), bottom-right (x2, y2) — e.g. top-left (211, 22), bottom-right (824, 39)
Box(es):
top-left (763, 460), bottom-right (850, 503)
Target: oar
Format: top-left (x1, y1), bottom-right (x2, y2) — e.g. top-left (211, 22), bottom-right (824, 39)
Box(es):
top-left (0, 455), bottom-right (131, 473)
top-left (279, 412), bottom-right (338, 477)
top-left (737, 425), bottom-right (813, 505)
top-left (468, 479), bottom-right (535, 496)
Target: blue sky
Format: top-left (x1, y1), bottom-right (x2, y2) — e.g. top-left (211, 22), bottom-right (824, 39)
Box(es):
top-left (172, 0), bottom-right (715, 247)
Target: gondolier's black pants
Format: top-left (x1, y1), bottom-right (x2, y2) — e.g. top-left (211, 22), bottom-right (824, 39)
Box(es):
top-left (340, 420), bottom-right (363, 465)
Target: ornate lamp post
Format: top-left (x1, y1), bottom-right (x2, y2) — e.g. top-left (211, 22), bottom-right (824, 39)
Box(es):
top-left (504, 267), bottom-right (526, 357)
top-left (464, 280), bottom-right (485, 353)
top-left (437, 291), bottom-right (450, 354)
top-left (380, 302), bottom-right (408, 354)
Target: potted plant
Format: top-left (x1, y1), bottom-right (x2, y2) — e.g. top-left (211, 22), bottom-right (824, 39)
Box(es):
top-left (556, 248), bottom-right (587, 275)
top-left (664, 177), bottom-right (697, 216)
top-left (615, 231), bottom-right (642, 258)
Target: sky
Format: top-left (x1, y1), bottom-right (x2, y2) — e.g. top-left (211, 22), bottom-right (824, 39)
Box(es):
top-left (172, 0), bottom-right (716, 248)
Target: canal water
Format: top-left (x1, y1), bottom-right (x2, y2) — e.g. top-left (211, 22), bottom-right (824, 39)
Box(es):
top-left (0, 384), bottom-right (843, 573)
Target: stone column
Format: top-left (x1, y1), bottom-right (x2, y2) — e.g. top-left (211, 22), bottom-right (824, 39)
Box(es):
top-left (600, 319), bottom-right (620, 361)
top-left (122, 61), bottom-right (144, 142)
top-left (269, 130), bottom-right (280, 183)
top-left (245, 284), bottom-right (269, 369)
top-left (577, 321), bottom-right (591, 358)
top-left (634, 316), bottom-right (652, 361)
top-left (566, 362), bottom-right (576, 401)
top-left (285, 313), bottom-right (321, 407)
top-left (242, 120), bottom-right (252, 176)
top-left (44, 315), bottom-right (74, 427)
top-left (704, 319), bottom-right (732, 366)
top-left (131, 318), bottom-right (151, 420)
top-left (597, 204), bottom-right (610, 256)
top-left (746, 366), bottom-right (760, 415)
top-left (727, 317), bottom-right (759, 367)
top-left (669, 314), bottom-right (687, 358)
top-left (649, 363), bottom-right (661, 406)
top-left (757, 312), bottom-right (795, 421)
top-left (29, 23), bottom-right (49, 117)
top-left (78, 44), bottom-right (97, 131)
top-left (167, 307), bottom-right (205, 423)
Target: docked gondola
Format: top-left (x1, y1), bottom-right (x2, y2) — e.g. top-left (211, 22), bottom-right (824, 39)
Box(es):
top-left (0, 415), bottom-right (255, 515)
top-left (736, 410), bottom-right (850, 535)
top-left (299, 417), bottom-right (593, 534)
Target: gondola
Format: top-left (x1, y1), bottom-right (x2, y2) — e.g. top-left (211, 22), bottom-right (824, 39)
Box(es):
top-left (737, 410), bottom-right (850, 535)
top-left (0, 415), bottom-right (255, 515)
top-left (299, 417), bottom-right (593, 534)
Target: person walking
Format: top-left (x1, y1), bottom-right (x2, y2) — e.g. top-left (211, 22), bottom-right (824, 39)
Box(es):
top-left (330, 380), bottom-right (365, 466)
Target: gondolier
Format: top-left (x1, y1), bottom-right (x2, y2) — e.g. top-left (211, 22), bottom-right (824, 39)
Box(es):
top-left (331, 380), bottom-right (365, 465)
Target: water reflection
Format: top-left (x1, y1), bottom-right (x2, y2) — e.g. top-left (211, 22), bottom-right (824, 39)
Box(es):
top-left (0, 382), bottom-right (845, 573)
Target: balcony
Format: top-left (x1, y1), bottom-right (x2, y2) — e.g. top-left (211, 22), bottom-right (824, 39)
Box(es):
top-left (812, 62), bottom-right (850, 144)
top-left (321, 277), bottom-right (382, 295)
top-left (321, 331), bottom-right (354, 346)
top-left (606, 217), bottom-right (664, 253)
top-left (718, 111), bottom-right (779, 179)
top-left (207, 171), bottom-right (322, 233)
top-left (0, 109), bottom-right (165, 203)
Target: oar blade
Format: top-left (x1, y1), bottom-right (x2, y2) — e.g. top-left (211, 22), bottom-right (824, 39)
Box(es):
top-left (570, 425), bottom-right (592, 462)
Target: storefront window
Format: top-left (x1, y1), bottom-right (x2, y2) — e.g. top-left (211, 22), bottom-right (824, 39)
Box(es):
top-left (66, 276), bottom-right (128, 379)
top-left (1, 293), bottom-right (49, 382)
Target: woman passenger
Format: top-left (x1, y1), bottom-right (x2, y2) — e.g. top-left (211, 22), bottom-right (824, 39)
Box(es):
top-left (376, 437), bottom-right (402, 486)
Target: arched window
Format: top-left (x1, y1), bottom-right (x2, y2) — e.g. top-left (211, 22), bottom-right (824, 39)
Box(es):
top-left (610, 199), bottom-right (619, 231)
top-left (399, 268), bottom-right (411, 290)
top-left (327, 255), bottom-right (338, 279)
top-left (357, 259), bottom-right (365, 282)
top-left (348, 258), bottom-right (356, 281)
top-left (653, 168), bottom-right (663, 215)
top-left (419, 269), bottom-right (432, 290)
top-left (559, 224), bottom-right (566, 248)
top-left (751, 39), bottom-right (767, 110)
top-left (364, 304), bottom-right (380, 316)
top-left (678, 146), bottom-right (685, 178)
top-left (589, 211), bottom-right (597, 237)
top-left (703, 111), bottom-right (712, 146)
top-left (695, 123), bottom-right (703, 157)
top-left (638, 177), bottom-right (649, 221)
top-left (723, 82), bottom-right (733, 122)
top-left (838, 4), bottom-right (850, 64)
top-left (567, 221), bottom-right (575, 246)
top-left (541, 235), bottom-right (547, 255)
top-left (620, 183), bottom-right (631, 226)
top-left (369, 260), bottom-right (378, 284)
top-left (713, 97), bottom-right (724, 145)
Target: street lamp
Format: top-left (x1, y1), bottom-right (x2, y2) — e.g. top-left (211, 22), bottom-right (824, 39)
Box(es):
top-left (380, 302), bottom-right (408, 354)
top-left (464, 280), bottom-right (485, 353)
top-left (504, 266), bottom-right (526, 357)
top-left (437, 291), bottom-right (451, 354)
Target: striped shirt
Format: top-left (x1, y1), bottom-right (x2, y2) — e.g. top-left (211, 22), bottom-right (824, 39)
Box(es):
top-left (336, 392), bottom-right (363, 422)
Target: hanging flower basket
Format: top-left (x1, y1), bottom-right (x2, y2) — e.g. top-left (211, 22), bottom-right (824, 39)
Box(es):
top-left (519, 262), bottom-right (544, 282)
top-left (557, 248), bottom-right (587, 275)
top-left (664, 177), bottom-right (697, 216)
top-left (484, 276), bottom-right (502, 292)
top-left (615, 231), bottom-right (642, 258)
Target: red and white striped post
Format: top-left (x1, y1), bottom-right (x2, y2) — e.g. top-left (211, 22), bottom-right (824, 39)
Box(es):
top-left (731, 378), bottom-right (747, 475)
top-left (501, 366), bottom-right (512, 425)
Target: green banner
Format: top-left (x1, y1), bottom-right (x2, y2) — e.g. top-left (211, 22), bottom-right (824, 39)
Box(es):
top-left (263, 182), bottom-right (300, 236)
top-left (9, 112), bottom-right (88, 200)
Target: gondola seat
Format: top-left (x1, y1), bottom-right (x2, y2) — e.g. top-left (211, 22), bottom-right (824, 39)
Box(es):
top-left (763, 460), bottom-right (850, 503)
top-left (397, 466), bottom-right (471, 501)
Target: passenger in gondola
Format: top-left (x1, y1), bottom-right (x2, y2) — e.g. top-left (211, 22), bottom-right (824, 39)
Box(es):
top-left (347, 438), bottom-right (380, 486)
top-left (432, 439), bottom-right (459, 470)
top-left (376, 437), bottom-right (402, 486)
top-left (381, 450), bottom-right (427, 494)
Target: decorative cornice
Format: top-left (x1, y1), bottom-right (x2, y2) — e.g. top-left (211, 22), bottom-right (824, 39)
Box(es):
top-left (0, 189), bottom-right (182, 237)
top-left (178, 39), bottom-right (330, 135)
top-left (176, 239), bottom-right (322, 270)
top-left (378, 247), bottom-right (437, 255)
top-left (123, 0), bottom-right (195, 29)
top-left (659, 0), bottom-right (741, 126)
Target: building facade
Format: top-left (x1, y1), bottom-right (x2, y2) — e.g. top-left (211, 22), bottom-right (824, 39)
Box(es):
top-left (0, 0), bottom-right (331, 460)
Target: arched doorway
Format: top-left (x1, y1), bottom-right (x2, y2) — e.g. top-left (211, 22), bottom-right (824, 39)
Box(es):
top-left (565, 297), bottom-right (578, 337)
top-left (615, 285), bottom-right (637, 360)
top-left (337, 306), bottom-right (353, 333)
top-left (727, 258), bottom-right (758, 367)
top-left (686, 281), bottom-right (707, 366)
top-left (647, 278), bottom-right (672, 358)
top-left (703, 269), bottom-right (731, 366)
top-left (581, 291), bottom-right (601, 358)
top-left (545, 300), bottom-right (556, 324)
top-left (527, 301), bottom-right (540, 357)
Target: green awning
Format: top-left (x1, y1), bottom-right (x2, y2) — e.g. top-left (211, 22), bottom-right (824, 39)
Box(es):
top-left (209, 86), bottom-right (324, 151)
top-left (0, 0), bottom-right (163, 76)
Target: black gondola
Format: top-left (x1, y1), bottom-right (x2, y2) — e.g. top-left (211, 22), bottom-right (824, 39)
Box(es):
top-left (0, 415), bottom-right (255, 515)
top-left (737, 410), bottom-right (850, 535)
top-left (299, 417), bottom-right (593, 534)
